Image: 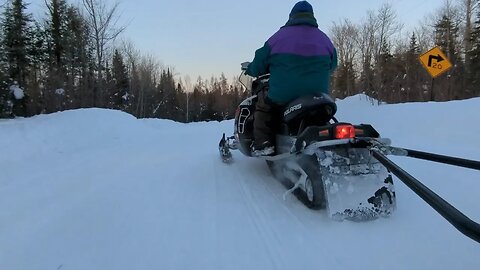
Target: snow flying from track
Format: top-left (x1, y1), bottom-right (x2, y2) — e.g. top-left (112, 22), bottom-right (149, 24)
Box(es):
top-left (1, 95), bottom-right (479, 269)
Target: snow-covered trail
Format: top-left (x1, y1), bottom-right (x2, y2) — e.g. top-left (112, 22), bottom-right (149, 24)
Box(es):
top-left (0, 97), bottom-right (479, 270)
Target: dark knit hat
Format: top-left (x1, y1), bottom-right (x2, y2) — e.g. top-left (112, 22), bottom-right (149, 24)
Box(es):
top-left (289, 1), bottom-right (314, 18)
top-left (285, 1), bottom-right (318, 27)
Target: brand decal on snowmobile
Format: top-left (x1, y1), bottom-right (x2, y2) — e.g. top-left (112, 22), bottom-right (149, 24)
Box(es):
top-left (284, 104), bottom-right (302, 117)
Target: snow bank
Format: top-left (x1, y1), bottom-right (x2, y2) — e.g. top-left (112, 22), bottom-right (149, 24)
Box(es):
top-left (336, 95), bottom-right (480, 159)
top-left (0, 109), bottom-right (140, 163)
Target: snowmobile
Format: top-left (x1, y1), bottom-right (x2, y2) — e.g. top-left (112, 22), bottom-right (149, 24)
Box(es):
top-left (219, 68), bottom-right (396, 221)
top-left (219, 64), bottom-right (480, 242)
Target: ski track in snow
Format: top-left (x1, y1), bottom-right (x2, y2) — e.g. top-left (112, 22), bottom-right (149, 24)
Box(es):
top-left (0, 97), bottom-right (479, 270)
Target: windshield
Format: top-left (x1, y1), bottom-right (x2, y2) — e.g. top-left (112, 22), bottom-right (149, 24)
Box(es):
top-left (239, 71), bottom-right (254, 92)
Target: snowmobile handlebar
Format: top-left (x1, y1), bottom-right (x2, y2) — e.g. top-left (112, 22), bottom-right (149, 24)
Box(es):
top-left (241, 62), bottom-right (250, 71)
top-left (238, 70), bottom-right (271, 95)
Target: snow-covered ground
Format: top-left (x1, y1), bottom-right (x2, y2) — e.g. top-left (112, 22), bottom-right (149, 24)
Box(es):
top-left (1, 96), bottom-right (479, 270)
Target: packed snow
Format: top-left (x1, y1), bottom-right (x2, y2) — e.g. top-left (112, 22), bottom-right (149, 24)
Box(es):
top-left (0, 95), bottom-right (479, 270)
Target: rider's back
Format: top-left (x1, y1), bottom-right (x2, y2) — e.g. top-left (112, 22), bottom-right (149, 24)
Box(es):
top-left (245, 1), bottom-right (337, 105)
top-left (267, 25), bottom-right (336, 104)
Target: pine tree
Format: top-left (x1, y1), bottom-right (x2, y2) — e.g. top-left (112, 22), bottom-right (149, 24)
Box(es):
top-left (43, 1), bottom-right (95, 112)
top-left (190, 77), bottom-right (205, 121)
top-left (435, 15), bottom-right (459, 64)
top-left (405, 32), bottom-right (423, 101)
top-left (1, 0), bottom-right (34, 117)
top-left (375, 39), bottom-right (394, 102)
top-left (28, 21), bottom-right (48, 114)
top-left (408, 32), bottom-right (420, 57)
top-left (0, 10), bottom-right (6, 116)
top-left (469, 8), bottom-right (480, 96)
top-left (334, 61), bottom-right (355, 98)
top-left (66, 6), bottom-right (95, 108)
top-left (165, 69), bottom-right (180, 120)
top-left (48, 0), bottom-right (68, 69)
top-left (1, 0), bottom-right (33, 86)
top-left (108, 50), bottom-right (129, 109)
top-left (43, 0), bottom-right (65, 112)
top-left (434, 14), bottom-right (463, 100)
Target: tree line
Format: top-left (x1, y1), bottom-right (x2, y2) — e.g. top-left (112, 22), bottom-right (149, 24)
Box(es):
top-left (330, 0), bottom-right (480, 103)
top-left (1, 0), bottom-right (479, 121)
top-left (0, 0), bottom-right (248, 121)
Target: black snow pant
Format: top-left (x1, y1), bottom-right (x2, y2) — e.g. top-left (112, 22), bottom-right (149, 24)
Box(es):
top-left (253, 89), bottom-right (278, 148)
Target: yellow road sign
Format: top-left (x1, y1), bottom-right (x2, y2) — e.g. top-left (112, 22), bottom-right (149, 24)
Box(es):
top-left (419, 46), bottom-right (452, 78)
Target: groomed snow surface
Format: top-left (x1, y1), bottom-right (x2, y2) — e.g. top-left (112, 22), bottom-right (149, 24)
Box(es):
top-left (1, 95), bottom-right (479, 269)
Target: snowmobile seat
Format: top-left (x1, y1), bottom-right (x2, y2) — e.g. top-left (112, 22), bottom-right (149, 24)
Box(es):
top-left (282, 94), bottom-right (337, 124)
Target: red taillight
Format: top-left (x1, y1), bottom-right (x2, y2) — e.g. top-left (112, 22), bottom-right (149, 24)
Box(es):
top-left (335, 125), bottom-right (355, 139)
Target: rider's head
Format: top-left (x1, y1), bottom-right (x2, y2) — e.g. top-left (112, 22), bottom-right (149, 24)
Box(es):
top-left (286, 1), bottom-right (317, 27)
top-left (289, 1), bottom-right (314, 19)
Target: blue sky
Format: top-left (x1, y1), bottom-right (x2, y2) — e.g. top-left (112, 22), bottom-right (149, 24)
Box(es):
top-left (27, 0), bottom-right (446, 81)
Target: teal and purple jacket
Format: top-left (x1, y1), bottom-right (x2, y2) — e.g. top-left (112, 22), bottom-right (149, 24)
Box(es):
top-left (246, 19), bottom-right (337, 105)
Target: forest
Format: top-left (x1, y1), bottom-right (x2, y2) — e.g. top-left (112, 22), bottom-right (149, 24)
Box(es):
top-left (1, 0), bottom-right (479, 121)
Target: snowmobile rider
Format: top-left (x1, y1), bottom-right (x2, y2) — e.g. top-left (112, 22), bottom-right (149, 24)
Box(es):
top-left (245, 1), bottom-right (338, 156)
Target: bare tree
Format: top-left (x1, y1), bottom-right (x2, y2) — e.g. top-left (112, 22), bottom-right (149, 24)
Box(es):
top-left (356, 10), bottom-right (379, 97)
top-left (414, 17), bottom-right (436, 53)
top-left (463, 0), bottom-right (475, 44)
top-left (82, 0), bottom-right (126, 106)
top-left (375, 3), bottom-right (403, 61)
top-left (462, 0), bottom-right (477, 73)
top-left (331, 19), bottom-right (359, 96)
top-left (435, 0), bottom-right (463, 33)
top-left (119, 39), bottom-right (140, 76)
top-left (117, 39), bottom-right (141, 113)
top-left (331, 19), bottom-right (359, 68)
top-left (137, 53), bottom-right (161, 117)
top-left (183, 75), bottom-right (192, 122)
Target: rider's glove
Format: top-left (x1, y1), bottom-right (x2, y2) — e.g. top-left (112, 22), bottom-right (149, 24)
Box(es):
top-left (241, 62), bottom-right (251, 71)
